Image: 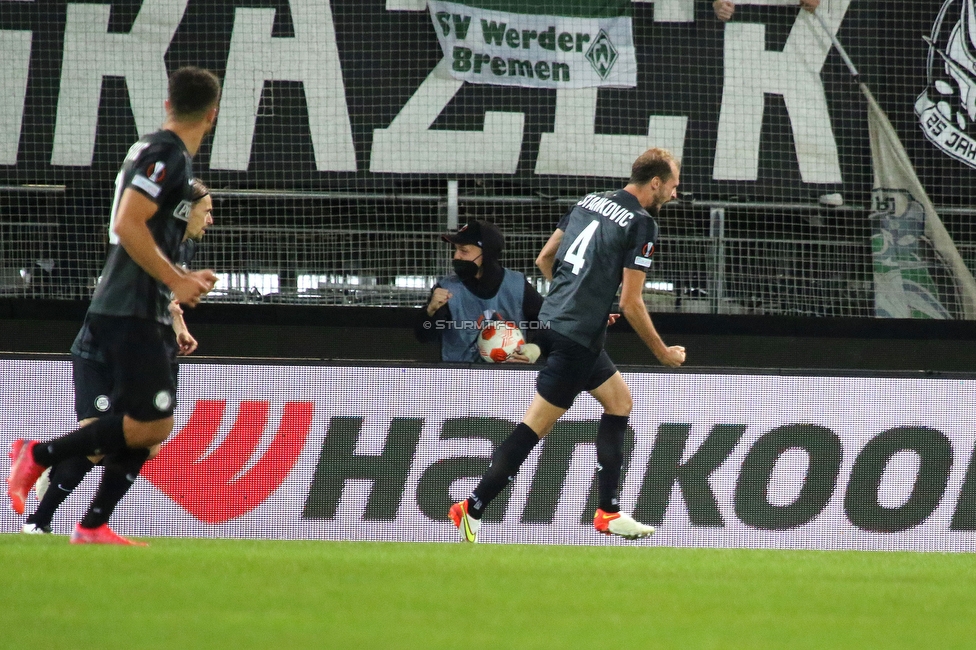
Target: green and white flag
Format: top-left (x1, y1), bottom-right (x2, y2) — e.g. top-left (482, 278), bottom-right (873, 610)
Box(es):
top-left (427, 0), bottom-right (636, 88)
top-left (865, 84), bottom-right (976, 319)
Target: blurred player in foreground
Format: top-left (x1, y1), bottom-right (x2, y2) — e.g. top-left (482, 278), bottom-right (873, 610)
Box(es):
top-left (6, 66), bottom-right (220, 545)
top-left (450, 148), bottom-right (686, 542)
top-left (22, 179), bottom-right (213, 536)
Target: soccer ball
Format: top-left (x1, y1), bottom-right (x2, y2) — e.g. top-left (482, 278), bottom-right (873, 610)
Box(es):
top-left (477, 321), bottom-right (525, 363)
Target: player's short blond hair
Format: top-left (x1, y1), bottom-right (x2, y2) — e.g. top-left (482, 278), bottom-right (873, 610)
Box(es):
top-left (630, 148), bottom-right (679, 185)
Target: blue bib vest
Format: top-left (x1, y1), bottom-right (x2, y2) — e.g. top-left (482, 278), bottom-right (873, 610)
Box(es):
top-left (438, 269), bottom-right (526, 362)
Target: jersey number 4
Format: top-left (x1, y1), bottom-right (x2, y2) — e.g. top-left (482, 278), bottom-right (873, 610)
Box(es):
top-left (563, 219), bottom-right (599, 275)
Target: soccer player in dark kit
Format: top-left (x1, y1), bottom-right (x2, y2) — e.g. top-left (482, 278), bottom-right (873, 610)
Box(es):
top-left (6, 66), bottom-right (221, 545)
top-left (450, 148), bottom-right (686, 543)
top-left (21, 179), bottom-right (214, 537)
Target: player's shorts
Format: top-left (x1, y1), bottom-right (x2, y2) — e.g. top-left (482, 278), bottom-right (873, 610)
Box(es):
top-left (88, 315), bottom-right (179, 422)
top-left (72, 354), bottom-right (115, 421)
top-left (534, 329), bottom-right (618, 409)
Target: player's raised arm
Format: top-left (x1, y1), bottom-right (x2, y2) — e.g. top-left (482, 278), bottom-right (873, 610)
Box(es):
top-left (619, 267), bottom-right (685, 367)
top-left (113, 188), bottom-right (214, 306)
top-left (535, 229), bottom-right (564, 281)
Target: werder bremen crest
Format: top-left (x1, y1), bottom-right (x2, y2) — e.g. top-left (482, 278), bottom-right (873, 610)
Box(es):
top-left (586, 30), bottom-right (618, 79)
top-left (916, 0), bottom-right (976, 168)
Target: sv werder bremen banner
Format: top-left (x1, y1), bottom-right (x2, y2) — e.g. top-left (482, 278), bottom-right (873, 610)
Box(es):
top-left (428, 0), bottom-right (636, 88)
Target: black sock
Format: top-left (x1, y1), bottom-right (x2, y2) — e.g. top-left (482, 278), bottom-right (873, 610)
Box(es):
top-left (79, 447), bottom-right (150, 530)
top-left (467, 422), bottom-right (540, 520)
top-left (26, 457), bottom-right (97, 528)
top-left (32, 415), bottom-right (126, 467)
top-left (596, 414), bottom-right (628, 513)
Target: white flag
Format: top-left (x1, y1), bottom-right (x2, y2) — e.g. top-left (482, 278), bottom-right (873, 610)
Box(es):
top-left (865, 84), bottom-right (976, 319)
top-left (427, 0), bottom-right (636, 89)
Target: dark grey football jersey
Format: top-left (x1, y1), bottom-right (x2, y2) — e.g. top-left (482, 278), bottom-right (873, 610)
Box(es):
top-left (74, 240), bottom-right (197, 363)
top-left (539, 189), bottom-right (658, 351)
top-left (88, 130), bottom-right (193, 325)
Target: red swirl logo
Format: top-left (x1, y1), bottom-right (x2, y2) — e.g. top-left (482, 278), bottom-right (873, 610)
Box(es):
top-left (142, 400), bottom-right (313, 523)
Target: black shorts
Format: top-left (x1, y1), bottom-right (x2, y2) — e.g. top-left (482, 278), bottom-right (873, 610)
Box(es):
top-left (88, 315), bottom-right (179, 422)
top-left (534, 329), bottom-right (618, 409)
top-left (72, 355), bottom-right (115, 421)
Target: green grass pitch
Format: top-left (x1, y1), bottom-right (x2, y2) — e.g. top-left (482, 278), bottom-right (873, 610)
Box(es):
top-left (2, 534), bottom-right (975, 649)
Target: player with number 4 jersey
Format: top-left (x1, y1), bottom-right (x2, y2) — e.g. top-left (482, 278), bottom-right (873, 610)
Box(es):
top-left (541, 187), bottom-right (658, 353)
top-left (449, 148), bottom-right (686, 543)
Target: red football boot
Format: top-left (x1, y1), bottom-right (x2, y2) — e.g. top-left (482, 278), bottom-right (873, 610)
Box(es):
top-left (70, 523), bottom-right (148, 546)
top-left (7, 439), bottom-right (45, 515)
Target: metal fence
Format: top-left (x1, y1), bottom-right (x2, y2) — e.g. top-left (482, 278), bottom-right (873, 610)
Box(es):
top-left (0, 185), bottom-right (892, 317)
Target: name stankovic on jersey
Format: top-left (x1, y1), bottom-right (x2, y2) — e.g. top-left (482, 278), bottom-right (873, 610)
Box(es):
top-left (576, 194), bottom-right (635, 227)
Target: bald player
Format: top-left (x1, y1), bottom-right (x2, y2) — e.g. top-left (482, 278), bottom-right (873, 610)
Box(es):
top-left (449, 148), bottom-right (686, 542)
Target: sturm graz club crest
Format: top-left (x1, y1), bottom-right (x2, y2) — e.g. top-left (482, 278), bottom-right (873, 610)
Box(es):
top-left (916, 0), bottom-right (976, 169)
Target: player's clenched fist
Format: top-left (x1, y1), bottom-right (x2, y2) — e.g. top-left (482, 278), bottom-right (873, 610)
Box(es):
top-left (426, 287), bottom-right (453, 316)
top-left (172, 269), bottom-right (217, 307)
top-left (176, 330), bottom-right (198, 355)
top-left (658, 345), bottom-right (686, 368)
